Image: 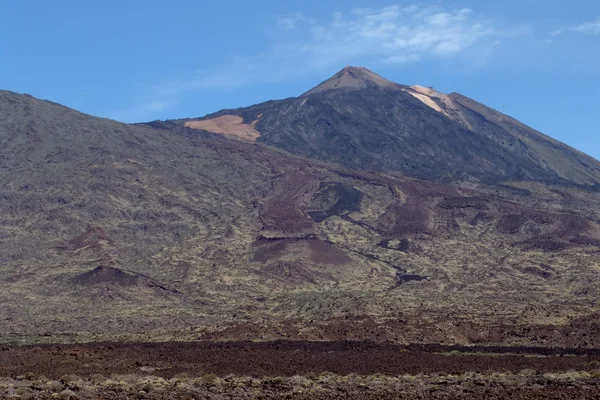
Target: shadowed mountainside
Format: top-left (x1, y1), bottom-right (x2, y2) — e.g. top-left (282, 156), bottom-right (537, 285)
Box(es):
top-left (1, 85), bottom-right (600, 347)
top-left (162, 66), bottom-right (600, 186)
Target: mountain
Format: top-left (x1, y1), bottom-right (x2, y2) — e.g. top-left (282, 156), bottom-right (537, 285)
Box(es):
top-left (1, 78), bottom-right (600, 348)
top-left (302, 66), bottom-right (405, 95)
top-left (160, 66), bottom-right (600, 186)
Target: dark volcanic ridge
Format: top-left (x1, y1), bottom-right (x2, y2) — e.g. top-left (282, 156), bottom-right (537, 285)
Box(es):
top-left (160, 66), bottom-right (600, 186)
top-left (73, 265), bottom-right (143, 286)
top-left (73, 266), bottom-right (178, 293)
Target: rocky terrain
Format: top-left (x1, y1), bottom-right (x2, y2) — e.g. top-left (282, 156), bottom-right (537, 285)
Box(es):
top-left (1, 67), bottom-right (600, 350)
top-left (160, 66), bottom-right (600, 185)
top-left (2, 65), bottom-right (600, 398)
top-left (1, 341), bottom-right (600, 399)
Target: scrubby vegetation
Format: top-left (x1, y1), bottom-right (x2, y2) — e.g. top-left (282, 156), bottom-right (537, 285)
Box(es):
top-left (1, 370), bottom-right (599, 399)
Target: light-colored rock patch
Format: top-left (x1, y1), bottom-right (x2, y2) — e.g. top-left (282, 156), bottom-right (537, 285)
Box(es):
top-left (403, 85), bottom-right (473, 129)
top-left (185, 115), bottom-right (261, 142)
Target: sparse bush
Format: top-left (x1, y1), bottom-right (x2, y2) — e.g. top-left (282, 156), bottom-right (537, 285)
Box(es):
top-left (173, 372), bottom-right (190, 383)
top-left (590, 369), bottom-right (600, 378)
top-left (18, 372), bottom-right (36, 381)
top-left (59, 375), bottom-right (79, 385)
top-left (141, 382), bottom-right (153, 393)
top-left (17, 390), bottom-right (34, 400)
top-left (371, 373), bottom-right (386, 382)
top-left (58, 389), bottom-right (79, 400)
top-left (519, 368), bottom-right (537, 377)
top-left (316, 371), bottom-right (335, 383)
top-left (101, 379), bottom-right (120, 388)
top-left (250, 379), bottom-right (261, 388)
top-left (199, 374), bottom-right (219, 386)
top-left (305, 372), bottom-right (319, 381)
top-left (588, 360), bottom-right (600, 368)
top-left (265, 376), bottom-right (285, 385)
top-left (89, 374), bottom-right (107, 385)
top-left (45, 380), bottom-right (65, 393)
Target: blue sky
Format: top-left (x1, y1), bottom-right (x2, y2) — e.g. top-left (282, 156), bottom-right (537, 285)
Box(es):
top-left (1, 0), bottom-right (599, 159)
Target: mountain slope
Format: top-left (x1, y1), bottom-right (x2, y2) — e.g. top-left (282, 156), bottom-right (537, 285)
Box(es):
top-left (2, 89), bottom-right (600, 347)
top-left (167, 66), bottom-right (600, 186)
top-left (446, 92), bottom-right (600, 185)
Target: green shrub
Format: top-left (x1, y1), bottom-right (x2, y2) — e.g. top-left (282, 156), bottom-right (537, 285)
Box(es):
top-left (58, 389), bottom-right (78, 400)
top-left (250, 379), bottom-right (261, 388)
top-left (20, 372), bottom-right (36, 381)
top-left (45, 380), bottom-right (65, 393)
top-left (371, 373), bottom-right (386, 381)
top-left (305, 372), bottom-right (319, 381)
top-left (141, 382), bottom-right (153, 393)
top-left (59, 375), bottom-right (79, 385)
top-left (16, 389), bottom-right (34, 400)
top-left (173, 372), bottom-right (190, 383)
top-left (199, 374), bottom-right (219, 386)
top-left (88, 374), bottom-right (107, 385)
top-left (519, 368), bottom-right (537, 377)
top-left (265, 376), bottom-right (284, 385)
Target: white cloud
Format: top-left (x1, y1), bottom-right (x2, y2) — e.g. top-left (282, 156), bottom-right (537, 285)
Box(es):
top-left (551, 18), bottom-right (600, 36)
top-left (275, 13), bottom-right (305, 30)
top-left (280, 5), bottom-right (495, 66)
top-left (573, 18), bottom-right (600, 34)
top-left (385, 53), bottom-right (422, 64)
top-left (274, 13), bottom-right (318, 30)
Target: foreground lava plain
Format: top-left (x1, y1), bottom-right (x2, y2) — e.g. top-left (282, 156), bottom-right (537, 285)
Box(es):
top-left (1, 341), bottom-right (600, 399)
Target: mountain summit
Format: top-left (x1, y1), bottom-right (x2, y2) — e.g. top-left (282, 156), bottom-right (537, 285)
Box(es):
top-left (164, 67), bottom-right (600, 186)
top-left (302, 66), bottom-right (403, 96)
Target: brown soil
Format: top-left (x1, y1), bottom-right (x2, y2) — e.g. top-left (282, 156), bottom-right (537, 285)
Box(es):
top-left (1, 341), bottom-right (599, 380)
top-left (308, 240), bottom-right (352, 264)
top-left (253, 239), bottom-right (351, 265)
top-left (184, 115), bottom-right (261, 142)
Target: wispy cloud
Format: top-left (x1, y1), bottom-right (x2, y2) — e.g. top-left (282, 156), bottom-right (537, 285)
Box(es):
top-left (174, 5), bottom-right (497, 88)
top-left (573, 18), bottom-right (600, 34)
top-left (551, 18), bottom-right (600, 36)
top-left (121, 4), bottom-right (502, 121)
top-left (275, 13), bottom-right (316, 30)
top-left (292, 5), bottom-right (496, 66)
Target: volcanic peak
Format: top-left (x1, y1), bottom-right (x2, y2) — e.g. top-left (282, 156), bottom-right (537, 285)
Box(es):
top-left (302, 66), bottom-right (403, 96)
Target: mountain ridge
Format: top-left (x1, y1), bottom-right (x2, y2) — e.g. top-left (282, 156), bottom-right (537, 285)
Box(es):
top-left (161, 67), bottom-right (600, 186)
